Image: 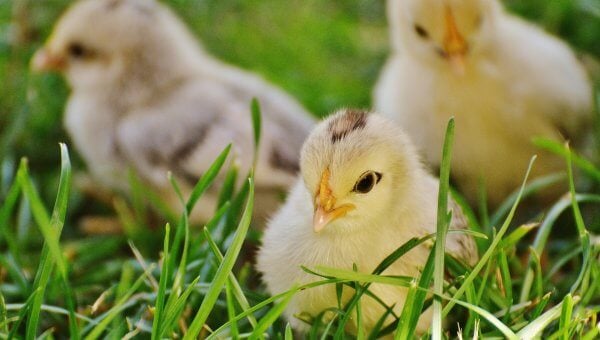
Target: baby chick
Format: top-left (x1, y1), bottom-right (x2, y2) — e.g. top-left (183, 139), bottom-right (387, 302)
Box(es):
top-left (31, 0), bottom-right (315, 221)
top-left (374, 0), bottom-right (593, 207)
top-left (257, 109), bottom-right (478, 335)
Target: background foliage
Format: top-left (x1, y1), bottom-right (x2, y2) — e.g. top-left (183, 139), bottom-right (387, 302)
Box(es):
top-left (0, 0), bottom-right (599, 338)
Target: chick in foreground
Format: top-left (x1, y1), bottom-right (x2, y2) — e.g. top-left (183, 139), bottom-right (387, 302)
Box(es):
top-left (31, 0), bottom-right (315, 221)
top-left (374, 0), bottom-right (593, 207)
top-left (257, 109), bottom-right (478, 334)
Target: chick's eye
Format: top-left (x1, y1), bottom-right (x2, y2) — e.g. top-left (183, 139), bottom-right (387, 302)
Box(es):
top-left (68, 43), bottom-right (86, 58)
top-left (353, 171), bottom-right (382, 194)
top-left (414, 24), bottom-right (429, 39)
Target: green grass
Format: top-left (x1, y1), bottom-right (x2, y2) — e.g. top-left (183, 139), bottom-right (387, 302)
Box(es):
top-left (1, 0), bottom-right (600, 339)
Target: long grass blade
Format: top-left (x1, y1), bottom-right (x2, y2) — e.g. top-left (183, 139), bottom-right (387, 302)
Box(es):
top-left (251, 98), bottom-right (262, 154)
top-left (558, 293), bottom-right (574, 340)
top-left (490, 173), bottom-right (565, 227)
top-left (186, 144), bottom-right (232, 213)
top-left (151, 223), bottom-right (171, 339)
top-left (564, 143), bottom-right (591, 294)
top-left (17, 158), bottom-right (67, 277)
top-left (23, 145), bottom-right (78, 339)
top-left (0, 176), bottom-right (22, 261)
top-left (167, 144), bottom-right (232, 281)
top-left (225, 280), bottom-right (239, 339)
top-left (160, 276), bottom-right (201, 336)
top-left (532, 137), bottom-right (600, 182)
top-left (329, 235), bottom-right (436, 336)
top-left (206, 279), bottom-right (342, 339)
top-left (516, 296), bottom-right (580, 338)
top-left (8, 288), bottom-right (40, 339)
top-left (84, 265), bottom-right (155, 340)
top-left (442, 156), bottom-right (537, 316)
top-left (432, 117), bottom-right (455, 339)
top-left (446, 297), bottom-right (517, 339)
top-left (202, 227), bottom-right (258, 328)
top-left (395, 248), bottom-right (435, 339)
top-left (519, 194), bottom-right (600, 302)
top-left (184, 178), bottom-right (254, 339)
top-left (247, 286), bottom-right (297, 340)
top-left (0, 290), bottom-right (7, 334)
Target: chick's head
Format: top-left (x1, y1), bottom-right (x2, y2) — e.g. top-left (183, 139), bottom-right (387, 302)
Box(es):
top-left (31, 0), bottom-right (194, 91)
top-left (300, 109), bottom-right (422, 235)
top-left (390, 0), bottom-right (499, 74)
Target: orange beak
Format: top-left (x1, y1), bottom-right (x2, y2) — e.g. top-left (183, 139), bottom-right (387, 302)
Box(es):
top-left (31, 47), bottom-right (66, 72)
top-left (443, 6), bottom-right (468, 75)
top-left (313, 168), bottom-right (355, 233)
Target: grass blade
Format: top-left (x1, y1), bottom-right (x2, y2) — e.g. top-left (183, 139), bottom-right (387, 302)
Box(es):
top-left (17, 158), bottom-right (67, 278)
top-left (0, 176), bottom-right (22, 262)
top-left (0, 290), bottom-right (7, 334)
top-left (519, 194), bottom-right (600, 302)
top-left (84, 264), bottom-right (155, 340)
top-left (23, 144), bottom-right (77, 339)
top-left (443, 156), bottom-right (537, 317)
top-left (329, 235), bottom-right (436, 336)
top-left (532, 137), bottom-right (600, 182)
top-left (109, 262), bottom-right (135, 340)
top-left (490, 173), bottom-right (565, 227)
top-left (499, 223), bottom-right (538, 250)
top-left (558, 293), bottom-right (574, 340)
top-left (564, 143), bottom-right (591, 294)
top-left (432, 117), bottom-right (455, 339)
top-left (248, 286), bottom-right (297, 340)
top-left (497, 249), bottom-right (513, 314)
top-left (217, 164), bottom-right (238, 208)
top-left (185, 144), bottom-right (232, 213)
top-left (395, 248), bottom-right (435, 339)
top-left (251, 98), bottom-right (262, 154)
top-left (203, 227), bottom-right (258, 328)
top-left (151, 223), bottom-right (171, 339)
top-left (206, 279), bottom-right (341, 339)
top-left (8, 288), bottom-right (40, 339)
top-left (160, 276), bottom-right (201, 335)
top-left (225, 280), bottom-right (239, 339)
top-left (285, 323), bottom-right (293, 339)
top-left (446, 297), bottom-right (517, 339)
top-left (516, 296), bottom-right (580, 338)
top-left (313, 267), bottom-right (412, 287)
top-left (184, 178), bottom-right (254, 339)
top-left (164, 144), bottom-right (232, 296)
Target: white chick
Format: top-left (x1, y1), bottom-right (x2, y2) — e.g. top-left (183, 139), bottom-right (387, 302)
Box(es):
top-left (374, 0), bottom-right (593, 207)
top-left (257, 109), bottom-right (478, 335)
top-left (31, 0), bottom-right (315, 221)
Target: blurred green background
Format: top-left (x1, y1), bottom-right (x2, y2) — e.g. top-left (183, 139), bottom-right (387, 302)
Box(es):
top-left (0, 0), bottom-right (599, 221)
top-left (0, 1), bottom-right (598, 336)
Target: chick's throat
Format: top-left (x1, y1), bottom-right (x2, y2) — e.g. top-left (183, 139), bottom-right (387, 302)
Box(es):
top-left (313, 168), bottom-right (355, 233)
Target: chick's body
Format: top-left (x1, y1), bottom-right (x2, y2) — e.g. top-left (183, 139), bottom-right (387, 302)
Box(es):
top-left (34, 0), bottom-right (314, 221)
top-left (257, 110), bottom-right (477, 334)
top-left (375, 0), bottom-right (592, 206)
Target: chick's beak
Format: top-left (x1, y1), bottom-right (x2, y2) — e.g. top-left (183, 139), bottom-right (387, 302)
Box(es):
top-left (313, 169), bottom-right (355, 233)
top-left (31, 47), bottom-right (65, 72)
top-left (443, 6), bottom-right (468, 75)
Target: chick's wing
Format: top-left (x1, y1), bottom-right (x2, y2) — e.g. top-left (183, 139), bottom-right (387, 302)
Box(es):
top-left (115, 80), bottom-right (253, 188)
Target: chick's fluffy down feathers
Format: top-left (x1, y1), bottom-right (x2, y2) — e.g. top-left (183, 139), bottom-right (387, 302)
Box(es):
top-left (257, 110), bottom-right (477, 335)
top-left (374, 0), bottom-right (592, 207)
top-left (38, 0), bottom-right (315, 221)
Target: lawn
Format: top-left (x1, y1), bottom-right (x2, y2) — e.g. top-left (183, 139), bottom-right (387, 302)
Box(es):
top-left (0, 0), bottom-right (599, 338)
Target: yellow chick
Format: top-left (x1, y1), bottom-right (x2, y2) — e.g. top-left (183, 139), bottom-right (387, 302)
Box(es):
top-left (257, 109), bottom-right (478, 335)
top-left (374, 0), bottom-right (593, 207)
top-left (31, 0), bottom-right (315, 222)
